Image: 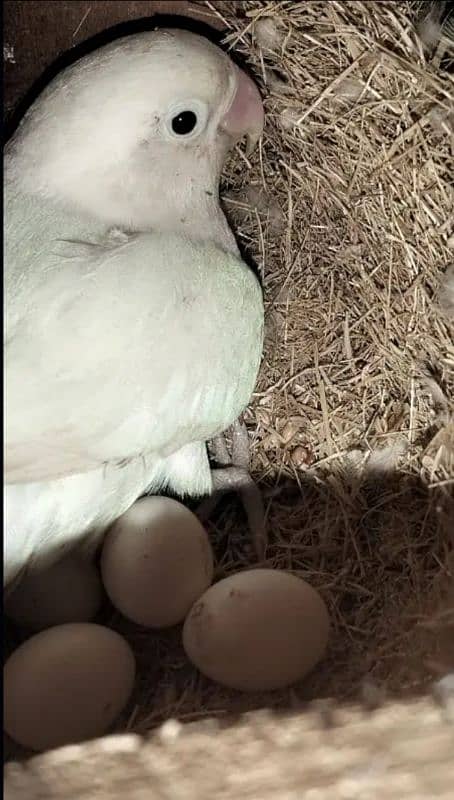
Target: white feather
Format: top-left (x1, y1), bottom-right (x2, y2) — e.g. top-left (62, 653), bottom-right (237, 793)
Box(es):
top-left (5, 208), bottom-right (262, 483)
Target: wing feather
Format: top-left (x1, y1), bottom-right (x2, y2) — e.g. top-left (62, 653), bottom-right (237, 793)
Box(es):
top-left (5, 231), bottom-right (263, 484)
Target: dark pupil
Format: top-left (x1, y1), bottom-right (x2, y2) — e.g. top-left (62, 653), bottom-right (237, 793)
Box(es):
top-left (171, 110), bottom-right (197, 135)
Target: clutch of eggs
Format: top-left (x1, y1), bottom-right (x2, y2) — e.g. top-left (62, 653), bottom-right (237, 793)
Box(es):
top-left (4, 495), bottom-right (331, 756)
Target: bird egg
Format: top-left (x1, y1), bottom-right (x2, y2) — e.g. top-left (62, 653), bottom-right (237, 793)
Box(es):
top-left (4, 555), bottom-right (103, 631)
top-left (4, 623), bottom-right (135, 751)
top-left (101, 496), bottom-right (214, 628)
top-left (183, 568), bottom-right (329, 691)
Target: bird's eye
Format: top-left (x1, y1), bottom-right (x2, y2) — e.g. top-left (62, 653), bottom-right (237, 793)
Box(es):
top-left (171, 110), bottom-right (198, 136)
top-left (165, 101), bottom-right (208, 141)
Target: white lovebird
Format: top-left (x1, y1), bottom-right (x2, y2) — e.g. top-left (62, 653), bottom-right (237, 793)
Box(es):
top-left (4, 29), bottom-right (265, 590)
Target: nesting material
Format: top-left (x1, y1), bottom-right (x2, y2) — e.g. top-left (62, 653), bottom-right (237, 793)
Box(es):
top-left (253, 17), bottom-right (287, 52)
top-left (216, 0), bottom-right (454, 696)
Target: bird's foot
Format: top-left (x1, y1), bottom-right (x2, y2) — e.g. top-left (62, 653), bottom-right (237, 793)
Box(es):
top-left (197, 421), bottom-right (266, 560)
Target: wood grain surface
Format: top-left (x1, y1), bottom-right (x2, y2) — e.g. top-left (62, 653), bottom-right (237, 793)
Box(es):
top-left (3, 1), bottom-right (225, 125)
top-left (5, 698), bottom-right (454, 799)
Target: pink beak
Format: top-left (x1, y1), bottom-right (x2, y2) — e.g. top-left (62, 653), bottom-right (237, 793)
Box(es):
top-left (220, 67), bottom-right (264, 156)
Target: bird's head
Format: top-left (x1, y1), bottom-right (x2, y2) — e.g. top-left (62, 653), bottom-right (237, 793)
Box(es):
top-left (7, 29), bottom-right (264, 242)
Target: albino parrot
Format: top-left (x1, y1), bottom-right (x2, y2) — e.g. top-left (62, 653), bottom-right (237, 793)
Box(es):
top-left (4, 29), bottom-right (265, 590)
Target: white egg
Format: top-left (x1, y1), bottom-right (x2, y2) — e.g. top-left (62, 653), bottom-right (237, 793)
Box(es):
top-left (5, 555), bottom-right (103, 631)
top-left (101, 496), bottom-right (214, 628)
top-left (183, 568), bottom-right (330, 691)
top-left (4, 623), bottom-right (135, 752)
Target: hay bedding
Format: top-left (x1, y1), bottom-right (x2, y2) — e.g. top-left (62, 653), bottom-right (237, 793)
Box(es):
top-left (5, 0), bottom-right (454, 751)
top-left (103, 0), bottom-right (454, 736)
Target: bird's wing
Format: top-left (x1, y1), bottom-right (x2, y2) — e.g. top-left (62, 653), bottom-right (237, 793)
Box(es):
top-left (5, 230), bottom-right (263, 484)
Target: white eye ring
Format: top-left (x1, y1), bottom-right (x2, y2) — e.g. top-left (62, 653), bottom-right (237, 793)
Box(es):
top-left (164, 100), bottom-right (209, 141)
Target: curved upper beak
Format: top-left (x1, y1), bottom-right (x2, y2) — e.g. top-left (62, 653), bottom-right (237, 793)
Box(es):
top-left (220, 67), bottom-right (264, 156)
